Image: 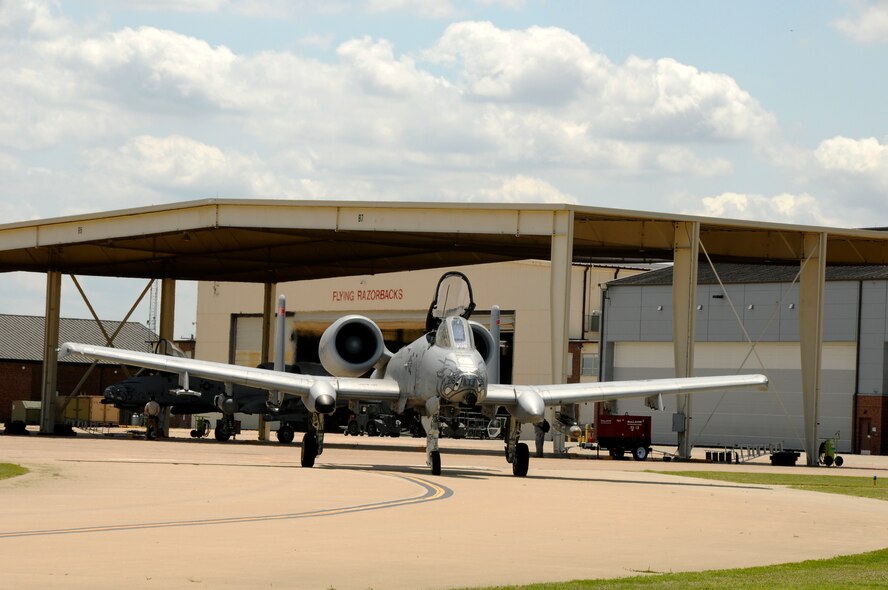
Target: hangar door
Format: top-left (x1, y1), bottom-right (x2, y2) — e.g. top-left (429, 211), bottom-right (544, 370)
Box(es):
top-left (610, 341), bottom-right (855, 452)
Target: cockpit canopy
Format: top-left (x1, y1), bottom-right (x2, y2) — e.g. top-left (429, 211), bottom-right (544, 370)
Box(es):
top-left (436, 316), bottom-right (474, 350)
top-left (426, 271), bottom-right (476, 333)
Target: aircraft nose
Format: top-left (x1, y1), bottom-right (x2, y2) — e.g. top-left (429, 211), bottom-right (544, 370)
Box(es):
top-left (446, 371), bottom-right (485, 404)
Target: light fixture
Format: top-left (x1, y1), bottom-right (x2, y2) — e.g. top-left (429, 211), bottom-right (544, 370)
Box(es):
top-left (656, 305), bottom-right (663, 311)
top-left (788, 303), bottom-right (795, 309)
top-left (747, 304), bottom-right (754, 310)
top-left (696, 304), bottom-right (703, 311)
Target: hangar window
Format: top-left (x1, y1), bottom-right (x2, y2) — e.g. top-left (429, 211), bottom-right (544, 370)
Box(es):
top-left (581, 354), bottom-right (599, 376)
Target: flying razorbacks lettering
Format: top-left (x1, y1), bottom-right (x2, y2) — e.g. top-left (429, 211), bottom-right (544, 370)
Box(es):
top-left (332, 289), bottom-right (404, 302)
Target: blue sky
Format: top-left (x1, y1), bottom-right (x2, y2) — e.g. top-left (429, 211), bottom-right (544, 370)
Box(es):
top-left (2, 0), bottom-right (888, 336)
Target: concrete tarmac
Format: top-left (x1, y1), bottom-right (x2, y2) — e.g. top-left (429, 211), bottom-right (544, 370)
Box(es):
top-left (2, 430), bottom-right (888, 589)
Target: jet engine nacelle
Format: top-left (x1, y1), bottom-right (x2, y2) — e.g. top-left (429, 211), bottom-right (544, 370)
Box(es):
top-left (469, 321), bottom-right (496, 368)
top-left (319, 315), bottom-right (387, 378)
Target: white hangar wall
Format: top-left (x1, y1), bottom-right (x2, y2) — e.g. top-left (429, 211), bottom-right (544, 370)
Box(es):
top-left (603, 272), bottom-right (888, 454)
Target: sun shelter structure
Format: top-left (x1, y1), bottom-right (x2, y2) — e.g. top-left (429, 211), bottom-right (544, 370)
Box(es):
top-left (2, 199), bottom-right (888, 465)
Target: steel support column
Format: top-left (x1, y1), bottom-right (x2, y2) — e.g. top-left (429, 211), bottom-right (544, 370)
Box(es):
top-left (258, 283), bottom-right (276, 441)
top-left (158, 279), bottom-right (176, 437)
top-left (800, 232), bottom-right (826, 466)
top-left (39, 271), bottom-right (62, 434)
top-left (549, 210), bottom-right (574, 385)
top-left (673, 221), bottom-right (700, 459)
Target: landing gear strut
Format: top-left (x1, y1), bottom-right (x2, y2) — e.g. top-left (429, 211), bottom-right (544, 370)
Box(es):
top-left (504, 417), bottom-right (529, 477)
top-left (426, 410), bottom-right (442, 476)
top-left (301, 413), bottom-right (325, 468)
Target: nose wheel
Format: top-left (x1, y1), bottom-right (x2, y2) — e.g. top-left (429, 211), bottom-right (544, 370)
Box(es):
top-left (429, 450), bottom-right (441, 475)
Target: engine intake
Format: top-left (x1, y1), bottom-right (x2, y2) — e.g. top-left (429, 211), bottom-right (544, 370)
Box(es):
top-left (469, 321), bottom-right (497, 368)
top-left (319, 315), bottom-right (387, 377)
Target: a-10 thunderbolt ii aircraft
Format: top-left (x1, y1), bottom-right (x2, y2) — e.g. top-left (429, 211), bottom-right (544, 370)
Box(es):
top-left (61, 271), bottom-right (768, 477)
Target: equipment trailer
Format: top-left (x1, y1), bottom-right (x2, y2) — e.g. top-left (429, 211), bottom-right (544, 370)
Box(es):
top-left (595, 414), bottom-right (652, 460)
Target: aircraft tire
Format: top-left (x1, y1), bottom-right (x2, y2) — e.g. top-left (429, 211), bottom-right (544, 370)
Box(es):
top-left (512, 443), bottom-right (529, 477)
top-left (276, 427), bottom-right (294, 444)
top-left (214, 426), bottom-right (230, 442)
top-left (430, 450), bottom-right (441, 476)
top-left (301, 433), bottom-right (318, 468)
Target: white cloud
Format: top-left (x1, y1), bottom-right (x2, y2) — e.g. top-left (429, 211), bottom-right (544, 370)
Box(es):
top-left (655, 147), bottom-right (732, 176)
top-left (0, 0), bottom-right (70, 39)
top-left (426, 22), bottom-right (777, 142)
top-left (366, 0), bottom-right (460, 19)
top-left (833, 1), bottom-right (888, 44)
top-left (473, 175), bottom-right (576, 203)
top-left (802, 136), bottom-right (888, 222)
top-left (814, 136), bottom-right (888, 177)
top-left (427, 22), bottom-right (604, 106)
top-left (52, 26), bottom-right (239, 109)
top-left (0, 10), bottom-right (778, 221)
top-left (337, 36), bottom-right (443, 96)
top-left (87, 135), bottom-right (325, 199)
top-left (688, 191), bottom-right (845, 227)
top-left (298, 33), bottom-right (336, 50)
top-left (109, 0), bottom-right (229, 12)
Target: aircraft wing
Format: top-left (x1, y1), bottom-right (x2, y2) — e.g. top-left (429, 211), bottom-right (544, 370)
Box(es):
top-left (484, 373), bottom-right (768, 408)
top-left (60, 343), bottom-right (402, 401)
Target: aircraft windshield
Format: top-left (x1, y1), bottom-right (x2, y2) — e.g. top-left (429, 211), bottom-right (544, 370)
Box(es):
top-left (449, 317), bottom-right (470, 349)
top-left (436, 317), bottom-right (473, 350)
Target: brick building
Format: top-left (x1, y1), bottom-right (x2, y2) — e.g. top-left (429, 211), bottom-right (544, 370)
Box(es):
top-left (0, 315), bottom-right (157, 423)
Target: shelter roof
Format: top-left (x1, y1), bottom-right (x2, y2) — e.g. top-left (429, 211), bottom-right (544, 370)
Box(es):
top-left (0, 314), bottom-right (156, 362)
top-left (608, 263), bottom-right (888, 287)
top-left (2, 199), bottom-right (888, 283)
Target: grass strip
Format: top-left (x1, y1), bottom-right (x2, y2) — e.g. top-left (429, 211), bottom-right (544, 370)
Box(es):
top-left (457, 547), bottom-right (888, 589)
top-left (0, 463), bottom-right (28, 480)
top-left (655, 470), bottom-right (888, 502)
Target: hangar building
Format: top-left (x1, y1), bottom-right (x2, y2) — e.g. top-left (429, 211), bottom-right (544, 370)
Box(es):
top-left (604, 263), bottom-right (888, 455)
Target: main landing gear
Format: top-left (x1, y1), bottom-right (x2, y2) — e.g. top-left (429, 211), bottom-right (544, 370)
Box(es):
top-left (214, 414), bottom-right (236, 442)
top-left (504, 417), bottom-right (529, 477)
top-left (301, 413), bottom-right (325, 468)
top-left (423, 410), bottom-right (530, 478)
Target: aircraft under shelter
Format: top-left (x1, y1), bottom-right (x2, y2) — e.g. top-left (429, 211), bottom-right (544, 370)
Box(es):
top-left (2, 198), bottom-right (888, 466)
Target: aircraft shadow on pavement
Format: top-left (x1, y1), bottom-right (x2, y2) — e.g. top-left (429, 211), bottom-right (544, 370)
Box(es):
top-left (322, 463), bottom-right (498, 480)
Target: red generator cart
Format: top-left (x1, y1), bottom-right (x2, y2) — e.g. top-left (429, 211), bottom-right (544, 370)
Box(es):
top-left (597, 414), bottom-right (652, 461)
